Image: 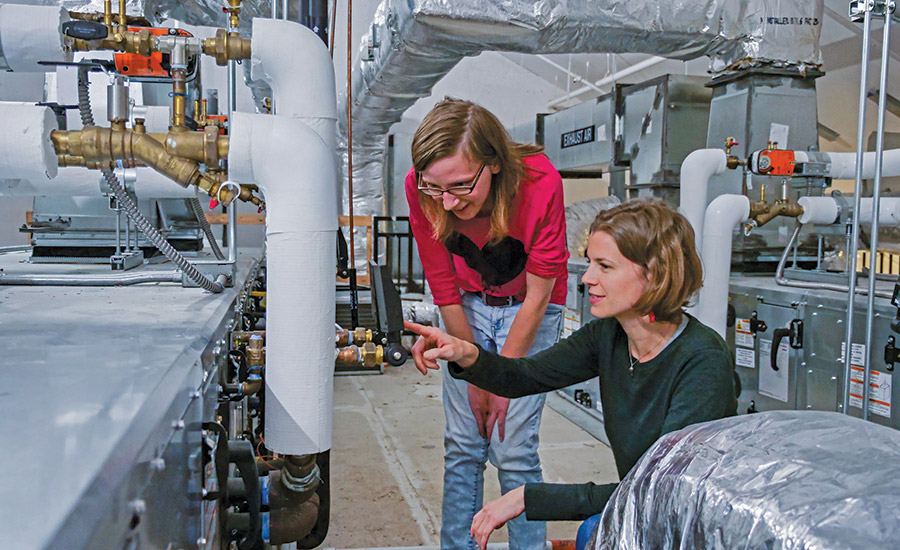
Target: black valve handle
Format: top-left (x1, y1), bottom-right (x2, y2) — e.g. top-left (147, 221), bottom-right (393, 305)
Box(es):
top-left (62, 20), bottom-right (109, 40)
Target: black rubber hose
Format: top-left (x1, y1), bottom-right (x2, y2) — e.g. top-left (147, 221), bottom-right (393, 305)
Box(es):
top-left (189, 196), bottom-right (226, 260)
top-left (76, 65), bottom-right (224, 293)
top-left (297, 450), bottom-right (330, 549)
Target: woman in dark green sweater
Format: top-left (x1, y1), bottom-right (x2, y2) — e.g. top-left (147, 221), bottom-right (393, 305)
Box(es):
top-left (406, 199), bottom-right (738, 549)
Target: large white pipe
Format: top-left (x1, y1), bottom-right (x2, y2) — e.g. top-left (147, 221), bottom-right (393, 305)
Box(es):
top-left (0, 166), bottom-right (197, 199)
top-left (0, 102), bottom-right (57, 181)
top-left (249, 18), bottom-right (337, 146)
top-left (796, 149), bottom-right (900, 180)
top-left (0, 4), bottom-right (71, 72)
top-left (230, 112), bottom-right (337, 455)
top-left (230, 18), bottom-right (338, 455)
top-left (798, 196), bottom-right (900, 226)
top-left (679, 149), bottom-right (728, 251)
top-left (692, 194), bottom-right (750, 338)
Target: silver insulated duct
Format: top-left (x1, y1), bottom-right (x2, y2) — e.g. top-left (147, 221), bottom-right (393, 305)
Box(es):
top-left (341, 0), bottom-right (824, 233)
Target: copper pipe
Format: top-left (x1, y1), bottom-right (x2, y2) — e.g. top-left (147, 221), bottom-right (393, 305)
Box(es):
top-left (103, 0), bottom-right (112, 27)
top-left (172, 68), bottom-right (187, 128)
top-left (118, 0), bottom-right (126, 29)
top-left (347, 0), bottom-right (355, 267)
top-left (328, 0), bottom-right (337, 56)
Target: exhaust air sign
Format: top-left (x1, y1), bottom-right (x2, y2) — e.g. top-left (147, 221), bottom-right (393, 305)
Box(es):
top-left (561, 125), bottom-right (595, 149)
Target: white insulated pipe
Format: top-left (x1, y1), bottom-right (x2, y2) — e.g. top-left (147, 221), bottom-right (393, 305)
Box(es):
top-left (0, 166), bottom-right (197, 199)
top-left (0, 102), bottom-right (58, 181)
top-left (230, 112), bottom-right (338, 455)
top-left (233, 18), bottom-right (338, 455)
top-left (692, 194), bottom-right (750, 339)
top-left (679, 149), bottom-right (728, 251)
top-left (797, 196), bottom-right (900, 226)
top-left (250, 18), bottom-right (337, 145)
top-left (0, 4), bottom-right (71, 72)
top-left (796, 149), bottom-right (900, 180)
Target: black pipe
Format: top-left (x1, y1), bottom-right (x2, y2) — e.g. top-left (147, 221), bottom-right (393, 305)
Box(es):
top-left (228, 440), bottom-right (263, 550)
top-left (304, 0), bottom-right (328, 44)
top-left (298, 450), bottom-right (330, 549)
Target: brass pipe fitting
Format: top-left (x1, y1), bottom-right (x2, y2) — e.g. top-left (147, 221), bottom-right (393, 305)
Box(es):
top-left (335, 326), bottom-right (372, 347)
top-left (335, 343), bottom-right (383, 368)
top-left (52, 127), bottom-right (201, 189)
top-left (747, 200), bottom-right (804, 228)
top-left (202, 29), bottom-right (251, 66)
top-left (118, 0), bottom-right (126, 30)
top-left (246, 334), bottom-right (264, 368)
top-left (103, 0), bottom-right (112, 27)
top-left (157, 128), bottom-right (229, 167)
top-left (71, 27), bottom-right (155, 55)
top-left (231, 330), bottom-right (265, 348)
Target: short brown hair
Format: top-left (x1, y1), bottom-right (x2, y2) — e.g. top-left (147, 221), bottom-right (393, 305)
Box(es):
top-left (589, 199), bottom-right (702, 323)
top-left (411, 97), bottom-right (543, 243)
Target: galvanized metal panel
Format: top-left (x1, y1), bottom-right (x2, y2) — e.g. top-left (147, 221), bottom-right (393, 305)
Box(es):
top-left (0, 248), bottom-right (257, 549)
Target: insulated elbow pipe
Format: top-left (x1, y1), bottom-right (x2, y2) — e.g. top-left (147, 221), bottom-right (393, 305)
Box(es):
top-left (229, 112), bottom-right (338, 455)
top-left (679, 149), bottom-right (728, 251)
top-left (249, 18), bottom-right (337, 146)
top-left (692, 194), bottom-right (750, 338)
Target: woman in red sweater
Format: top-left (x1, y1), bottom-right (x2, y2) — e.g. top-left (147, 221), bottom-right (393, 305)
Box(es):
top-left (405, 97), bottom-right (569, 550)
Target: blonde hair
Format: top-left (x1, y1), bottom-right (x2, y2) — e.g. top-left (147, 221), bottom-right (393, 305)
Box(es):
top-left (411, 97), bottom-right (543, 243)
top-left (589, 199), bottom-right (702, 323)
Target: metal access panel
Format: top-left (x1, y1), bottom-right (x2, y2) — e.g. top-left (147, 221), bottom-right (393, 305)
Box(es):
top-left (540, 93), bottom-right (616, 174)
top-left (617, 74), bottom-right (711, 204)
top-left (30, 196), bottom-right (203, 259)
top-left (556, 259), bottom-right (604, 422)
top-left (728, 275), bottom-right (900, 431)
top-left (0, 248), bottom-right (259, 549)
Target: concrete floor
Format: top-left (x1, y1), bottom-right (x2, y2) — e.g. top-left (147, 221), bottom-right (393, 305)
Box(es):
top-left (320, 364), bottom-right (618, 548)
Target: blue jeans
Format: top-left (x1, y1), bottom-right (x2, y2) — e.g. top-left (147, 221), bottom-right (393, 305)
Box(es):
top-left (441, 293), bottom-right (564, 550)
top-left (576, 514), bottom-right (602, 550)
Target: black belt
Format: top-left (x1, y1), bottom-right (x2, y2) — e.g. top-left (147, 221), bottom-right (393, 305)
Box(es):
top-left (473, 291), bottom-right (520, 307)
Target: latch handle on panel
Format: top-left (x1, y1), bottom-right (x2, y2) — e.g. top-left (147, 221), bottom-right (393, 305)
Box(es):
top-left (770, 319), bottom-right (803, 371)
top-left (884, 336), bottom-right (899, 371)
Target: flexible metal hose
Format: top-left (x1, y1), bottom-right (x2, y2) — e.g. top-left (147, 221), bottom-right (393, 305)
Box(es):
top-left (77, 66), bottom-right (223, 293)
top-left (189, 196), bottom-right (226, 259)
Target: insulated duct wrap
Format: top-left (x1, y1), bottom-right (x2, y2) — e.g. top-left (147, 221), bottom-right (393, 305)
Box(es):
top-left (55, 0), bottom-right (273, 28)
top-left (594, 411), bottom-right (900, 550)
top-left (564, 196), bottom-right (621, 258)
top-left (0, 102), bottom-right (58, 181)
top-left (230, 112), bottom-right (337, 454)
top-left (342, 0), bottom-right (822, 223)
top-left (346, 0), bottom-right (823, 147)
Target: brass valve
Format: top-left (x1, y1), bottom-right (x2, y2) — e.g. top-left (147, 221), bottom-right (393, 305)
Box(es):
top-left (336, 326), bottom-right (373, 347)
top-left (202, 28), bottom-right (252, 66)
top-left (724, 137), bottom-right (745, 170)
top-left (335, 343), bottom-right (384, 368)
top-left (50, 126), bottom-right (264, 209)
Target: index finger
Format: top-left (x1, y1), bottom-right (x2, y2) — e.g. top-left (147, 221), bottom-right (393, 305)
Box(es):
top-left (404, 320), bottom-right (435, 337)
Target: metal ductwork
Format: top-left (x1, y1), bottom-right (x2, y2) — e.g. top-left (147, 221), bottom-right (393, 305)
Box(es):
top-left (340, 0), bottom-right (824, 223)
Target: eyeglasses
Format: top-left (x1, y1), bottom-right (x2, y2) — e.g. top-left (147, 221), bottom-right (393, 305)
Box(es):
top-left (417, 163), bottom-right (486, 197)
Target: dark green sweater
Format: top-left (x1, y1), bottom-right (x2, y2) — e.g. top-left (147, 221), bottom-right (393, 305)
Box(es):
top-left (448, 314), bottom-right (737, 521)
